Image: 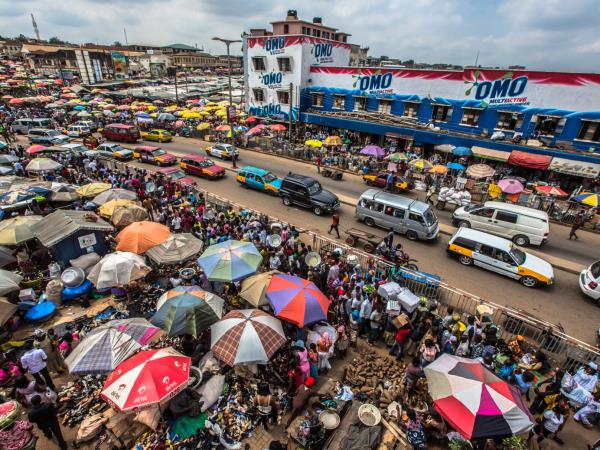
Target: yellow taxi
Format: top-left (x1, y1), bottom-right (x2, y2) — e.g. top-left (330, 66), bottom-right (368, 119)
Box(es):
top-left (362, 173), bottom-right (412, 191)
top-left (140, 129), bottom-right (173, 143)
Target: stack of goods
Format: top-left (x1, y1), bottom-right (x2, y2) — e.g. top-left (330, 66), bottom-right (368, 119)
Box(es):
top-left (57, 375), bottom-right (108, 427)
top-left (210, 375), bottom-right (256, 442)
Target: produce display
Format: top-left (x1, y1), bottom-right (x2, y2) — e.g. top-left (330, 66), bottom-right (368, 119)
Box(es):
top-left (0, 400), bottom-right (21, 428)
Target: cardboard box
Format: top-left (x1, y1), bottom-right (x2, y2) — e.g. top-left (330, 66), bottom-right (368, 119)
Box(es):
top-left (392, 313), bottom-right (409, 329)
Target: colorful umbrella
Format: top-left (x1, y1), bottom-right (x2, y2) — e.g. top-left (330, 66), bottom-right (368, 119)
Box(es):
top-left (76, 183), bottom-right (112, 198)
top-left (269, 124), bottom-right (287, 132)
top-left (498, 179), bottom-right (524, 194)
top-left (359, 145), bottom-right (385, 157)
top-left (387, 152), bottom-right (407, 162)
top-left (453, 146), bottom-right (473, 157)
top-left (408, 159), bottom-right (433, 171)
top-left (215, 124), bottom-right (230, 132)
top-left (304, 139), bottom-right (323, 148)
top-left (26, 145), bottom-right (48, 155)
top-left (25, 158), bottom-right (61, 173)
top-left (425, 354), bottom-right (534, 440)
top-left (197, 240), bottom-right (262, 282)
top-left (211, 309), bottom-right (286, 366)
top-left (466, 164), bottom-right (495, 179)
top-left (146, 233), bottom-right (204, 265)
top-left (324, 136), bottom-right (342, 146)
top-left (574, 192), bottom-right (600, 207)
top-left (111, 204), bottom-right (149, 227)
top-left (245, 116), bottom-right (258, 123)
top-left (115, 221), bottom-right (170, 254)
top-left (534, 185), bottom-right (568, 197)
top-left (151, 286), bottom-right (224, 337)
top-left (447, 162), bottom-right (465, 171)
top-left (87, 251), bottom-right (150, 289)
top-left (98, 199), bottom-right (137, 218)
top-left (429, 164), bottom-right (448, 174)
top-left (239, 270), bottom-right (280, 307)
top-left (266, 274), bottom-right (331, 327)
top-left (93, 188), bottom-right (138, 206)
top-left (65, 318), bottom-right (161, 375)
top-left (101, 348), bottom-right (190, 412)
top-left (0, 215), bottom-right (42, 245)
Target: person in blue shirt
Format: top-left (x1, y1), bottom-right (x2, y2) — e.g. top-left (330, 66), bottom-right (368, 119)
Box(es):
top-left (513, 370), bottom-right (535, 400)
top-left (497, 359), bottom-right (516, 380)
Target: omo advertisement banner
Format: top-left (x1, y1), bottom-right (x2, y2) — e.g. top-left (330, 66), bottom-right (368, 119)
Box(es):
top-left (111, 51), bottom-right (129, 79)
top-left (309, 67), bottom-right (600, 111)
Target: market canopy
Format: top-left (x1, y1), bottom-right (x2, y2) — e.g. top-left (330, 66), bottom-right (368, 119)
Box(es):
top-left (101, 347), bottom-right (190, 412)
top-left (471, 146), bottom-right (510, 162)
top-left (0, 297), bottom-right (18, 325)
top-left (25, 158), bottom-right (62, 173)
top-left (507, 150), bottom-right (552, 170)
top-left (93, 188), bottom-right (138, 206)
top-left (197, 240), bottom-right (262, 282)
top-left (425, 354), bottom-right (534, 440)
top-left (98, 199), bottom-right (137, 218)
top-left (111, 204), bottom-right (149, 227)
top-left (548, 157), bottom-right (600, 179)
top-left (0, 247), bottom-right (16, 268)
top-left (76, 183), bottom-right (112, 198)
top-left (146, 233), bottom-right (203, 265)
top-left (0, 215), bottom-right (42, 245)
top-left (211, 309), bottom-right (286, 366)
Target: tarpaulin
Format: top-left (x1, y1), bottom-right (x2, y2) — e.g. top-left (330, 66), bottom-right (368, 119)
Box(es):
top-left (472, 146), bottom-right (510, 162)
top-left (507, 150), bottom-right (552, 170)
top-left (548, 157), bottom-right (600, 179)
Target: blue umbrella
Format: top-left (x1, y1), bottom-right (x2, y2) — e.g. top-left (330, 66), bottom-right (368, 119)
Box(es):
top-left (157, 113), bottom-right (176, 121)
top-left (453, 146), bottom-right (473, 157)
top-left (447, 162), bottom-right (465, 170)
top-left (197, 240), bottom-right (262, 282)
top-left (135, 112), bottom-right (151, 118)
top-left (73, 105), bottom-right (86, 111)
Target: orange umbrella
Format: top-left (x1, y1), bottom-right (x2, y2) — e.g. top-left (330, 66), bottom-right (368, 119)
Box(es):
top-left (115, 221), bottom-right (171, 254)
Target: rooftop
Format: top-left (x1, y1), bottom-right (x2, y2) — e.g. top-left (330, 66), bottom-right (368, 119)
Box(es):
top-left (162, 43), bottom-right (198, 51)
top-left (34, 210), bottom-right (113, 247)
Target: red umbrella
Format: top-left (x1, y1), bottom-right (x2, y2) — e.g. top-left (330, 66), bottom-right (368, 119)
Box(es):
top-left (535, 185), bottom-right (568, 197)
top-left (255, 124), bottom-right (267, 130)
top-left (269, 124), bottom-right (286, 132)
top-left (248, 126), bottom-right (264, 135)
top-left (8, 98), bottom-right (24, 105)
top-left (245, 116), bottom-right (258, 123)
top-left (26, 145), bottom-right (48, 155)
top-left (101, 347), bottom-right (190, 412)
top-left (215, 124), bottom-right (231, 132)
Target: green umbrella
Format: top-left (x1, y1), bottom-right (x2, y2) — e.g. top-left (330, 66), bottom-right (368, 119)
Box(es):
top-left (197, 240), bottom-right (262, 282)
top-left (388, 152), bottom-right (407, 162)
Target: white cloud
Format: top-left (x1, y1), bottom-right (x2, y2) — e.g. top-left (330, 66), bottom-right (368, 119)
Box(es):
top-left (0, 0), bottom-right (598, 71)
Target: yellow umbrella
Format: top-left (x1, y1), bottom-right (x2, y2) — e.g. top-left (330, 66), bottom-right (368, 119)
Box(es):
top-left (428, 164), bottom-right (448, 174)
top-left (205, 102), bottom-right (218, 107)
top-left (76, 183), bottom-right (112, 198)
top-left (182, 112), bottom-right (201, 119)
top-left (408, 159), bottom-right (433, 171)
top-left (0, 216), bottom-right (43, 245)
top-left (215, 110), bottom-right (227, 117)
top-left (111, 204), bottom-right (149, 227)
top-left (98, 199), bottom-right (137, 218)
top-left (196, 123), bottom-right (211, 131)
top-left (324, 136), bottom-right (342, 146)
top-left (305, 139), bottom-right (323, 148)
top-left (239, 270), bottom-right (280, 307)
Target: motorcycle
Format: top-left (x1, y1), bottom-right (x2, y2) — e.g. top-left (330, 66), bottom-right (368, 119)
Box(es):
top-left (376, 242), bottom-right (419, 271)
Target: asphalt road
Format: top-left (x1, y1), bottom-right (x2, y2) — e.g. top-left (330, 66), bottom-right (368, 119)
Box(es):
top-left (122, 137), bottom-right (600, 343)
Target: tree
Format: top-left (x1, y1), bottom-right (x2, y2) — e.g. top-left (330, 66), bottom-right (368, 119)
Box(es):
top-left (113, 41), bottom-right (123, 47)
top-left (402, 59), bottom-right (415, 66)
top-left (48, 36), bottom-right (65, 44)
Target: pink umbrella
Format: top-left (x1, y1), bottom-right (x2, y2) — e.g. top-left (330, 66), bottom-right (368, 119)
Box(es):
top-left (248, 126), bottom-right (264, 135)
top-left (498, 179), bottom-right (524, 194)
top-left (26, 145), bottom-right (48, 155)
top-left (269, 124), bottom-right (287, 132)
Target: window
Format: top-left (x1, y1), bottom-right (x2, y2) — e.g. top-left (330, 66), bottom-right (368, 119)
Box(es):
top-left (432, 104), bottom-right (452, 122)
top-left (393, 208), bottom-right (405, 219)
top-left (312, 93), bottom-right (324, 107)
top-left (402, 101), bottom-right (420, 118)
top-left (534, 115), bottom-right (565, 136)
top-left (283, 24), bottom-right (289, 34)
top-left (323, 32), bottom-right (330, 39)
top-left (333, 94), bottom-right (345, 109)
top-left (312, 29), bottom-right (318, 37)
top-left (461, 107), bottom-right (481, 126)
top-left (316, 30), bottom-right (321, 37)
top-left (373, 202), bottom-right (384, 213)
top-left (472, 207), bottom-right (495, 218)
top-left (495, 211), bottom-right (518, 224)
top-left (277, 57), bottom-right (291, 72)
top-left (252, 57), bottom-right (266, 71)
top-left (577, 120), bottom-right (600, 143)
top-left (378, 99), bottom-right (392, 114)
top-left (302, 27), bottom-right (310, 35)
top-left (453, 237), bottom-right (478, 250)
top-left (496, 112), bottom-right (523, 131)
top-left (277, 90), bottom-right (290, 104)
top-left (354, 96), bottom-right (367, 111)
top-left (408, 213), bottom-right (424, 224)
top-left (252, 88), bottom-right (265, 102)
top-left (478, 244), bottom-right (494, 257)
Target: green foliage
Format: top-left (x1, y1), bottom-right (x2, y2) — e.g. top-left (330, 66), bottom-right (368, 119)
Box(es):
top-left (502, 435), bottom-right (526, 450)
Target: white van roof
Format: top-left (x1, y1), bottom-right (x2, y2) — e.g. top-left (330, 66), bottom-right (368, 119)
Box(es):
top-left (360, 189), bottom-right (431, 212)
top-left (452, 227), bottom-right (514, 252)
top-left (483, 201), bottom-right (548, 220)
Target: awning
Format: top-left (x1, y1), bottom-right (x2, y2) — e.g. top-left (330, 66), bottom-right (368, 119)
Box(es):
top-left (507, 150), bottom-right (552, 170)
top-left (472, 146), bottom-right (510, 162)
top-left (548, 157), bottom-right (600, 179)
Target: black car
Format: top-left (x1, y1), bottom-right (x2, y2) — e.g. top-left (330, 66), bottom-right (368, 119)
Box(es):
top-left (279, 173), bottom-right (340, 215)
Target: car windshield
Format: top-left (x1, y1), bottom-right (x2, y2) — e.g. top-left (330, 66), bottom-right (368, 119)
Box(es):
top-left (509, 246), bottom-right (526, 265)
top-left (199, 160), bottom-right (214, 167)
top-left (47, 130), bottom-right (59, 137)
top-left (263, 173), bottom-right (276, 183)
top-left (307, 182), bottom-right (322, 195)
top-left (167, 170), bottom-right (185, 180)
top-left (112, 145), bottom-right (124, 152)
top-left (152, 149), bottom-right (166, 156)
top-left (423, 209), bottom-right (437, 226)
top-left (464, 203), bottom-right (483, 212)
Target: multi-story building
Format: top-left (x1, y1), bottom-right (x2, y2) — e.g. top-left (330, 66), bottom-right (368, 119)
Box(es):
top-left (170, 52), bottom-right (217, 69)
top-left (161, 43), bottom-right (202, 54)
top-left (0, 39), bottom-right (23, 57)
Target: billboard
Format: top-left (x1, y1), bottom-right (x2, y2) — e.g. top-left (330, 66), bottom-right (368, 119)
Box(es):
top-left (308, 67), bottom-right (600, 111)
top-left (111, 51), bottom-right (128, 79)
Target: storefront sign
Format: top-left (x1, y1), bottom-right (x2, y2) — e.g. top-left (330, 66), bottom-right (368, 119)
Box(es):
top-left (111, 51), bottom-right (129, 79)
top-left (466, 71), bottom-right (529, 107)
top-left (263, 37), bottom-right (286, 55)
top-left (311, 43), bottom-right (334, 64)
top-left (78, 233), bottom-right (97, 249)
top-left (548, 157), bottom-right (600, 178)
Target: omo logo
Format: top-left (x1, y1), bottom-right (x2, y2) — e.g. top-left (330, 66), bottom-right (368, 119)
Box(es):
top-left (261, 71), bottom-right (283, 86)
top-left (312, 43), bottom-right (332, 58)
top-left (249, 103), bottom-right (282, 116)
top-left (264, 37), bottom-right (285, 52)
top-left (352, 69), bottom-right (393, 92)
top-left (465, 71), bottom-right (529, 106)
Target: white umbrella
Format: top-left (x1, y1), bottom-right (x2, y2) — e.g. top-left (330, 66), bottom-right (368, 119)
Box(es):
top-left (0, 246), bottom-right (16, 267)
top-left (465, 164), bottom-right (496, 179)
top-left (210, 309), bottom-right (286, 366)
top-left (25, 158), bottom-right (62, 173)
top-left (0, 269), bottom-right (22, 295)
top-left (92, 188), bottom-right (138, 206)
top-left (146, 234), bottom-right (204, 265)
top-left (87, 251), bottom-right (149, 289)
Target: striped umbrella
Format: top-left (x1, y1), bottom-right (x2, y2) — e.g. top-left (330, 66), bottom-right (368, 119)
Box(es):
top-left (197, 240), bottom-right (262, 282)
top-left (408, 159), bottom-right (433, 171)
top-left (466, 164), bottom-right (495, 179)
top-left (574, 192), bottom-right (600, 207)
top-left (211, 309), bottom-right (286, 366)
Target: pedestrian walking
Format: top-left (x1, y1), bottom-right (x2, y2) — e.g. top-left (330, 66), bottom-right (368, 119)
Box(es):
top-left (28, 395), bottom-right (67, 450)
top-left (328, 212), bottom-right (340, 238)
top-left (569, 211), bottom-right (585, 240)
top-left (316, 154), bottom-right (321, 174)
top-left (385, 171), bottom-right (394, 191)
top-left (231, 151), bottom-right (237, 169)
top-left (20, 346), bottom-right (55, 390)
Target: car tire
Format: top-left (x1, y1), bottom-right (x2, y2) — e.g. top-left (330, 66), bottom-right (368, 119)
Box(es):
top-left (364, 217), bottom-right (375, 227)
top-left (458, 220), bottom-right (471, 228)
top-left (313, 206), bottom-right (323, 216)
top-left (513, 235), bottom-right (530, 246)
top-left (459, 255), bottom-right (473, 266)
top-left (406, 230), bottom-right (418, 241)
top-left (282, 196), bottom-right (292, 207)
top-left (520, 276), bottom-right (538, 288)
top-left (366, 180), bottom-right (373, 186)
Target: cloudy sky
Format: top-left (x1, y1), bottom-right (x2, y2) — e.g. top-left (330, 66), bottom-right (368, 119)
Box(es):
top-left (1, 0), bottom-right (599, 71)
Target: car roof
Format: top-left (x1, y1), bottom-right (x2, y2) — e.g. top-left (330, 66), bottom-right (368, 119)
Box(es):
top-left (151, 129), bottom-right (169, 132)
top-left (483, 201), bottom-right (548, 220)
top-left (181, 154), bottom-right (208, 161)
top-left (284, 173), bottom-right (317, 185)
top-left (60, 143), bottom-right (85, 148)
top-left (158, 167), bottom-right (181, 173)
top-left (99, 143), bottom-right (121, 147)
top-left (29, 128), bottom-right (53, 132)
top-left (360, 189), bottom-right (428, 211)
top-left (452, 227), bottom-right (514, 251)
top-left (240, 166), bottom-right (270, 176)
top-left (216, 143), bottom-right (233, 147)
top-left (135, 145), bottom-right (161, 151)
top-left (106, 123), bottom-right (135, 129)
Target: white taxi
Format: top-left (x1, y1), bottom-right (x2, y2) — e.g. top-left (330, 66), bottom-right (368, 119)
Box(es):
top-left (205, 143), bottom-right (239, 160)
top-left (96, 143), bottom-right (134, 161)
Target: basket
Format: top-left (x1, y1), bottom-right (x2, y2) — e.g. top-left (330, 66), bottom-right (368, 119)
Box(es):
top-left (358, 403), bottom-right (381, 427)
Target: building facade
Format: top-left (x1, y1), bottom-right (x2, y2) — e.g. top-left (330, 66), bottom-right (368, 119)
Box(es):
top-left (170, 52), bottom-right (217, 69)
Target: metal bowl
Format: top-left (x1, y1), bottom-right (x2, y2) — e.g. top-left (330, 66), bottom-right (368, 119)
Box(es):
top-left (319, 410), bottom-right (340, 430)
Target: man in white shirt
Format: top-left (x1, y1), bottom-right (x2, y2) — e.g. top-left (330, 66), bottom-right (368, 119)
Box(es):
top-left (359, 297), bottom-right (372, 337)
top-left (574, 363), bottom-right (599, 393)
top-left (21, 347), bottom-right (55, 390)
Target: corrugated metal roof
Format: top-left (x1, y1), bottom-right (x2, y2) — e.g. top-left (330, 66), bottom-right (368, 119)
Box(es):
top-left (33, 210), bottom-right (113, 247)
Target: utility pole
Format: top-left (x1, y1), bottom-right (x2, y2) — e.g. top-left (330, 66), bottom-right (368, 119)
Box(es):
top-left (212, 37), bottom-right (242, 106)
top-left (31, 14), bottom-right (40, 41)
top-left (288, 82), bottom-right (293, 144)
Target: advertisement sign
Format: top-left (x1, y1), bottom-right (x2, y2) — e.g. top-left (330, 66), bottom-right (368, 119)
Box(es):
top-left (111, 51), bottom-right (128, 79)
top-left (260, 71), bottom-right (285, 89)
top-left (78, 233), bottom-right (97, 249)
top-left (149, 63), bottom-right (166, 78)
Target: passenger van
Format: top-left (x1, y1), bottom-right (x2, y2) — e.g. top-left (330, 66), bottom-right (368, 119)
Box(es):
top-left (447, 227), bottom-right (554, 288)
top-left (356, 189), bottom-right (439, 241)
top-left (452, 201), bottom-right (549, 246)
top-left (28, 128), bottom-right (69, 145)
top-left (103, 124), bottom-right (140, 143)
top-left (11, 118), bottom-right (53, 134)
